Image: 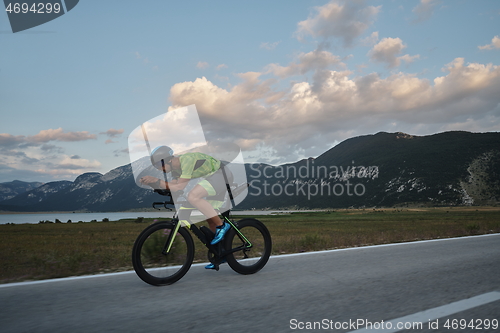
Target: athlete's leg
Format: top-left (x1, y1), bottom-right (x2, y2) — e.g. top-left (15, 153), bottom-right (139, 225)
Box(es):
top-left (187, 184), bottom-right (222, 232)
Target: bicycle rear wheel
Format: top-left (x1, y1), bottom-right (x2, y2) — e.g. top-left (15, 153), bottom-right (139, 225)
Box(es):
top-left (225, 218), bottom-right (272, 274)
top-left (132, 221), bottom-right (194, 286)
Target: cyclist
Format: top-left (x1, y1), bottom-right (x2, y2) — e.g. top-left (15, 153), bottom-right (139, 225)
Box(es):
top-left (139, 146), bottom-right (232, 269)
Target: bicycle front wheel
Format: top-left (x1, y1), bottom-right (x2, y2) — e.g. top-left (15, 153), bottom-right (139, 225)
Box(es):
top-left (225, 218), bottom-right (272, 275)
top-left (132, 221), bottom-right (194, 286)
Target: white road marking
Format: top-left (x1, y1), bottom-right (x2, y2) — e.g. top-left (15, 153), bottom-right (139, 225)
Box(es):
top-left (348, 291), bottom-right (500, 332)
top-left (1, 233), bottom-right (498, 289)
top-left (273, 232), bottom-right (500, 259)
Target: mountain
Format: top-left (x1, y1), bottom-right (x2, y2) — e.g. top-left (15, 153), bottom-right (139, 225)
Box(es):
top-left (0, 131), bottom-right (499, 212)
top-left (0, 180), bottom-right (44, 201)
top-left (0, 165), bottom-right (158, 212)
top-left (237, 131), bottom-right (500, 209)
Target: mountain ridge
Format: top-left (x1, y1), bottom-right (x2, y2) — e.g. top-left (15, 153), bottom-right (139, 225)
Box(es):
top-left (0, 180), bottom-right (44, 202)
top-left (1, 131), bottom-right (499, 212)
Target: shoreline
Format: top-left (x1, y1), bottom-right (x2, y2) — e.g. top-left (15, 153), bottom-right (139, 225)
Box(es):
top-left (2, 205), bottom-right (500, 215)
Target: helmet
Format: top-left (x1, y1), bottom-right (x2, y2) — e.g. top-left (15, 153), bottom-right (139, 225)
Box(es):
top-left (150, 146), bottom-right (174, 169)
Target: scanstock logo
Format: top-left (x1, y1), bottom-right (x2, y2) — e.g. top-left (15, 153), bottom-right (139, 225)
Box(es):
top-left (3, 0), bottom-right (79, 33)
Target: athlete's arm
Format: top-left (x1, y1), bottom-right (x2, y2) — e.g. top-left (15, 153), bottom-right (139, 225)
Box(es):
top-left (140, 176), bottom-right (189, 192)
top-left (164, 177), bottom-right (189, 192)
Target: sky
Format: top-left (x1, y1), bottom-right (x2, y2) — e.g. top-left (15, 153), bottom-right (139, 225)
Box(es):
top-left (1, 0), bottom-right (499, 183)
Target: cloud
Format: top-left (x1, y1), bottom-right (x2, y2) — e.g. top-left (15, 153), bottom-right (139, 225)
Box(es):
top-left (168, 57), bottom-right (500, 163)
top-left (397, 54), bottom-right (421, 65)
top-left (260, 41), bottom-right (280, 50)
top-left (0, 128), bottom-right (102, 182)
top-left (113, 148), bottom-right (129, 157)
top-left (100, 128), bottom-right (124, 137)
top-left (0, 164), bottom-right (54, 183)
top-left (0, 151), bottom-right (102, 182)
top-left (54, 155), bottom-right (101, 170)
top-left (440, 113), bottom-right (500, 133)
top-left (100, 128), bottom-right (124, 144)
top-left (0, 128), bottom-right (96, 152)
top-left (479, 36), bottom-right (500, 50)
top-left (214, 74), bottom-right (230, 82)
top-left (267, 50), bottom-right (343, 78)
top-left (0, 133), bottom-right (25, 148)
top-left (40, 144), bottom-right (64, 153)
top-left (369, 37), bottom-right (420, 68)
top-left (412, 0), bottom-right (440, 23)
top-left (197, 61), bottom-right (209, 69)
top-left (296, 0), bottom-right (381, 47)
top-left (216, 64), bottom-right (228, 70)
top-left (27, 128), bottom-right (96, 143)
top-left (361, 31), bottom-right (379, 46)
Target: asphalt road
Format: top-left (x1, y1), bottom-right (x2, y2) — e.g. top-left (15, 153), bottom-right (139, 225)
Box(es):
top-left (1, 234), bottom-right (499, 333)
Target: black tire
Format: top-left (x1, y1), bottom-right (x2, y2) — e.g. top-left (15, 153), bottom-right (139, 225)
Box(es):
top-left (224, 218), bottom-right (272, 274)
top-left (132, 221), bottom-right (194, 286)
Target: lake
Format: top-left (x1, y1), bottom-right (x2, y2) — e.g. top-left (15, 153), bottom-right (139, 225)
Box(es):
top-left (0, 210), bottom-right (298, 224)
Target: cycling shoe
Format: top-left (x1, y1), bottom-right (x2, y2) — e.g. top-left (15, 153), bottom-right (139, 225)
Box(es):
top-left (210, 222), bottom-right (230, 245)
top-left (205, 259), bottom-right (226, 270)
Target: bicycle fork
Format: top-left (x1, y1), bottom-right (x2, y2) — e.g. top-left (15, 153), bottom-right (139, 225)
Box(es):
top-left (161, 220), bottom-right (182, 255)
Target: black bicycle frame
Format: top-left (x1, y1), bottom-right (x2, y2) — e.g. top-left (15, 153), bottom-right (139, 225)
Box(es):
top-left (163, 211), bottom-right (253, 261)
top-left (152, 187), bottom-right (253, 263)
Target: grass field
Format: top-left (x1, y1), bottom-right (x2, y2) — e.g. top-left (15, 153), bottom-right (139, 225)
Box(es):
top-left (1, 207), bottom-right (499, 284)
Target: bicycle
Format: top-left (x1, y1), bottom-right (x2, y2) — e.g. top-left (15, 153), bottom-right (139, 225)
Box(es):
top-left (131, 183), bottom-right (272, 286)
